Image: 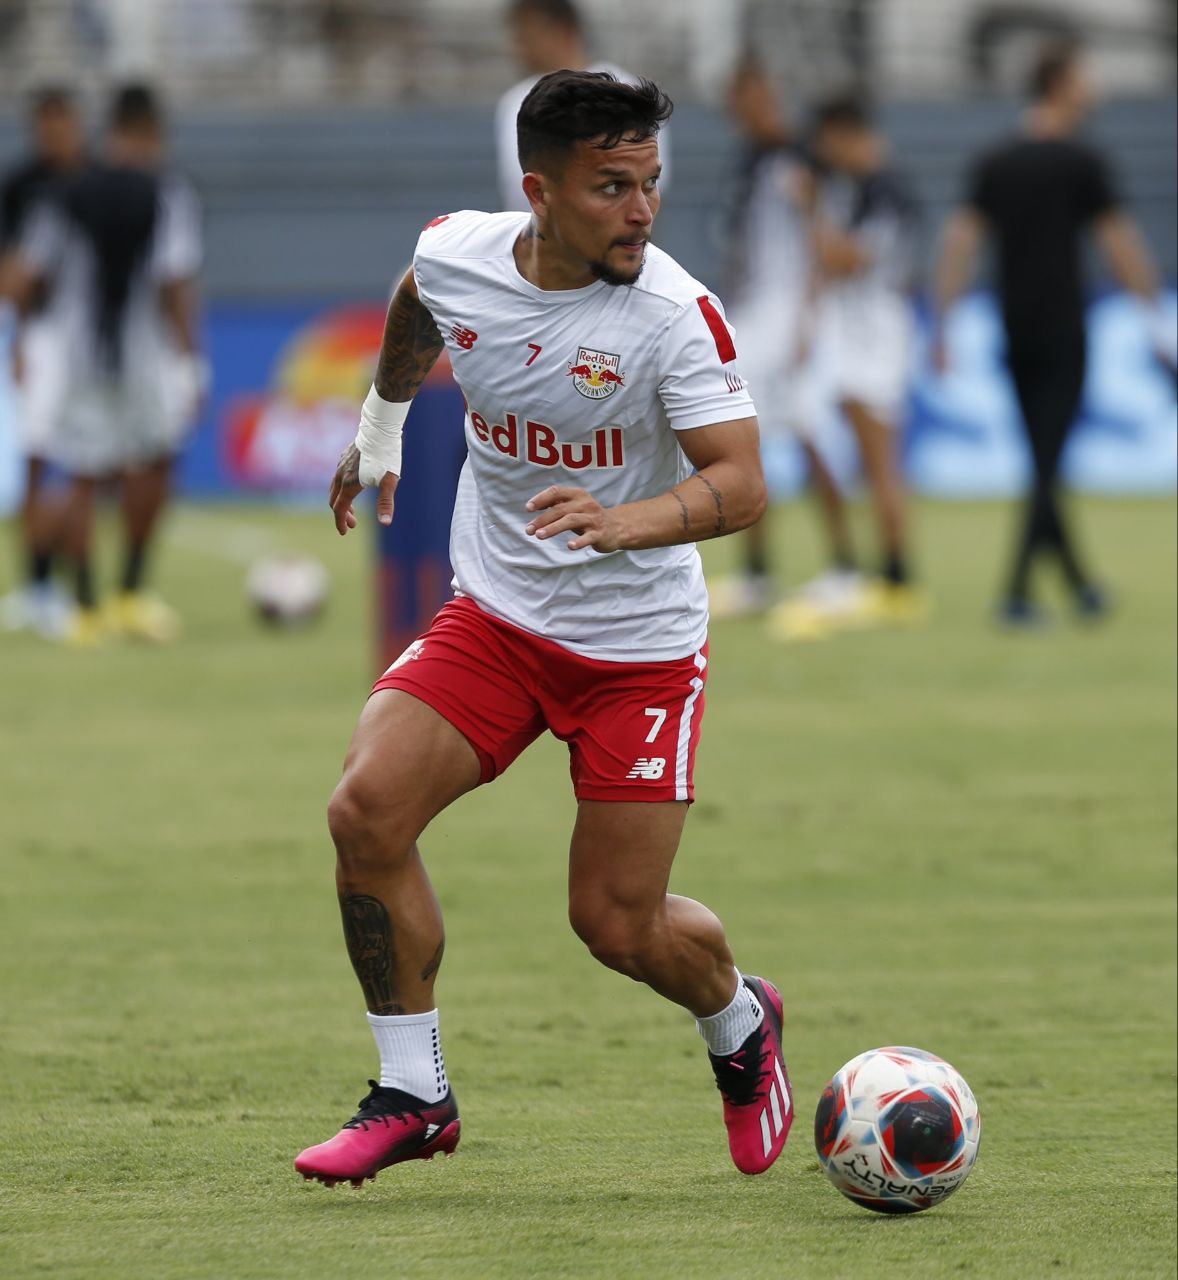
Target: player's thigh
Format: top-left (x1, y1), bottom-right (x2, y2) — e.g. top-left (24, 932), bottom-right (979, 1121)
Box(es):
top-left (568, 799), bottom-right (689, 923)
top-left (334, 688), bottom-right (482, 839)
top-left (843, 398), bottom-right (899, 478)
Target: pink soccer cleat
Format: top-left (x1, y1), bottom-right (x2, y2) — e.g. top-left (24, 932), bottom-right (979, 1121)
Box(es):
top-left (295, 1081), bottom-right (460, 1187)
top-left (708, 976), bottom-right (793, 1174)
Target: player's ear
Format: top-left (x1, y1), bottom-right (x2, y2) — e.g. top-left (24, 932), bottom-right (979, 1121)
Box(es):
top-left (522, 171), bottom-right (549, 219)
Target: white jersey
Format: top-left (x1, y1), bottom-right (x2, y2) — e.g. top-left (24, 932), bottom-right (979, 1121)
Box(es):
top-left (19, 168), bottom-right (202, 471)
top-left (725, 146), bottom-right (817, 439)
top-left (412, 210), bottom-right (756, 662)
top-left (494, 63), bottom-right (671, 212)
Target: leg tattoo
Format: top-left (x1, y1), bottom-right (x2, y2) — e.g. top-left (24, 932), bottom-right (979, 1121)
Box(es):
top-left (339, 893), bottom-right (404, 1015)
top-left (420, 939), bottom-right (445, 983)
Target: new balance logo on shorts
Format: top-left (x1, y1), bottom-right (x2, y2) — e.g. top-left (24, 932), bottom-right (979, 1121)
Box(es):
top-left (626, 757), bottom-right (666, 780)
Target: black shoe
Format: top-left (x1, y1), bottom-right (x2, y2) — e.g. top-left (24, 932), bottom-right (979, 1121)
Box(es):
top-left (1075, 583), bottom-right (1112, 622)
top-left (997, 597), bottom-right (1046, 628)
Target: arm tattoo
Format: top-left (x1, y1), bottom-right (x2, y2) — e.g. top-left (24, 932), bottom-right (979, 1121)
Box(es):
top-left (671, 487), bottom-right (691, 533)
top-left (373, 282), bottom-right (444, 401)
top-left (691, 473), bottom-right (727, 534)
top-left (420, 939), bottom-right (445, 983)
top-left (339, 893), bottom-right (405, 1015)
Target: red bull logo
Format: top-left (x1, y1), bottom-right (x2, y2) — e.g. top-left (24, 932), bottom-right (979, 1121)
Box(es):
top-left (470, 409), bottom-right (624, 470)
top-left (567, 346), bottom-right (626, 401)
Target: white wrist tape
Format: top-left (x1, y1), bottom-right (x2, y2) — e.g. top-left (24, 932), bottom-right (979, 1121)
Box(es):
top-left (355, 384), bottom-right (412, 486)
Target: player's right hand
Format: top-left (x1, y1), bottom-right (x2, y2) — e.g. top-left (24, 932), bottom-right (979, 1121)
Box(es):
top-left (329, 443), bottom-right (398, 535)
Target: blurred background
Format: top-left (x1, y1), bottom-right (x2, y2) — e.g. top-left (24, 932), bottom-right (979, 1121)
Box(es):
top-left (0, 0), bottom-right (1174, 530)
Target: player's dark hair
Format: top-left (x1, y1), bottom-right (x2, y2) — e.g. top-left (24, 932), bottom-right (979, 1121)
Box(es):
top-left (507, 0), bottom-right (583, 32)
top-left (110, 82), bottom-right (162, 131)
top-left (812, 90), bottom-right (873, 132)
top-left (63, 163), bottom-right (159, 372)
top-left (30, 85), bottom-right (75, 116)
top-left (517, 70), bottom-right (672, 176)
top-left (1028, 38), bottom-right (1081, 101)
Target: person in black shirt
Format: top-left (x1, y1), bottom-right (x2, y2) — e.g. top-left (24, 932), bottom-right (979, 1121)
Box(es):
top-left (0, 86), bottom-right (86, 637)
top-left (933, 39), bottom-right (1167, 625)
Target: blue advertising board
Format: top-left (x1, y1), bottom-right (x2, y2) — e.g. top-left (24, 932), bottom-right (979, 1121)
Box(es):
top-left (1, 290), bottom-right (1174, 518)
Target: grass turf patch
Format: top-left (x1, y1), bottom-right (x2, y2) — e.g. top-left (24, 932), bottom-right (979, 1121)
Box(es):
top-left (0, 496), bottom-right (1174, 1279)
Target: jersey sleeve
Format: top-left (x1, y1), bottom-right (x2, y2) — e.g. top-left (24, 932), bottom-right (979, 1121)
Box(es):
top-left (1077, 147), bottom-right (1120, 221)
top-left (657, 294), bottom-right (757, 431)
top-left (1, 173), bottom-right (23, 248)
top-left (152, 176), bottom-right (202, 281)
top-left (411, 209), bottom-right (484, 312)
top-left (16, 198), bottom-right (65, 274)
top-left (964, 151), bottom-right (996, 217)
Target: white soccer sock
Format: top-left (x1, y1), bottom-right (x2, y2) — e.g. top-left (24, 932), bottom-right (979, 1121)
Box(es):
top-left (696, 971), bottom-right (764, 1056)
top-left (367, 1009), bottom-right (449, 1102)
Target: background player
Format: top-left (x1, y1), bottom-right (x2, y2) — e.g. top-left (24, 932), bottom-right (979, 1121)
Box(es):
top-left (802, 91), bottom-right (924, 626)
top-left (0, 86), bottom-right (86, 637)
top-left (495, 0), bottom-right (669, 212)
top-left (8, 84), bottom-right (204, 645)
top-left (709, 58), bottom-right (861, 624)
top-left (296, 70), bottom-right (793, 1189)
top-left (934, 38), bottom-right (1171, 625)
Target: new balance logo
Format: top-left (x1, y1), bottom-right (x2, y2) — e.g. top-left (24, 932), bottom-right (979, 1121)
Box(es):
top-left (626, 757), bottom-right (666, 780)
top-left (450, 324), bottom-right (479, 349)
top-left (759, 1059), bottom-right (793, 1157)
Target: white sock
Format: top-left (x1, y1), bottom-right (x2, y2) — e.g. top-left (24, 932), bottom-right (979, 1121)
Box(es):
top-left (696, 971), bottom-right (764, 1056)
top-left (367, 1009), bottom-right (448, 1102)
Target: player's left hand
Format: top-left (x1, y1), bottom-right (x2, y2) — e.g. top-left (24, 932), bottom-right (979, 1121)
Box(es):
top-left (525, 485), bottom-right (622, 553)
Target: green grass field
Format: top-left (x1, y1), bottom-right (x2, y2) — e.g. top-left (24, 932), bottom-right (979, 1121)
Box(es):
top-left (1, 496), bottom-right (1175, 1280)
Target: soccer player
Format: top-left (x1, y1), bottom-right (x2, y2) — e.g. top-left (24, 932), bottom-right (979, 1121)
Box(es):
top-left (709, 59), bottom-right (861, 626)
top-left (805, 92), bottom-right (924, 624)
top-left (495, 0), bottom-right (669, 213)
top-left (0, 86), bottom-right (86, 637)
top-left (295, 71), bottom-right (793, 1187)
top-left (7, 84), bottom-right (204, 645)
top-left (934, 39), bottom-right (1171, 625)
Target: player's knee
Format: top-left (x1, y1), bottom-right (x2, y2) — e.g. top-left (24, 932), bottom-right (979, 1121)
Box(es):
top-left (569, 899), bottom-right (654, 978)
top-left (327, 770), bottom-right (414, 880)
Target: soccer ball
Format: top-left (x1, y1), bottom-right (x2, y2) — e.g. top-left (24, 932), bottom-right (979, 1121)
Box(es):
top-left (246, 555), bottom-right (329, 627)
top-left (814, 1046), bottom-right (981, 1214)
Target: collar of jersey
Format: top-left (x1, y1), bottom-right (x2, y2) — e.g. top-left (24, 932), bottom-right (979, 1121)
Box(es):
top-left (506, 244), bottom-right (610, 304)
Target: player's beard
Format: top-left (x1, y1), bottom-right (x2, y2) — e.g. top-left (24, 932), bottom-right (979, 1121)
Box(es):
top-left (589, 246), bottom-right (647, 287)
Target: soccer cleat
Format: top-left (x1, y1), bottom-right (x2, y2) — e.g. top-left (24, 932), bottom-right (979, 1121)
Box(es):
top-left (62, 607), bottom-right (105, 649)
top-left (997, 596), bottom-right (1047, 629)
top-left (864, 581), bottom-right (931, 628)
top-left (708, 573), bottom-right (773, 619)
top-left (768, 572), bottom-right (876, 642)
top-left (766, 596), bottom-right (834, 642)
top-left (105, 592), bottom-right (182, 643)
top-left (709, 976), bottom-right (793, 1175)
top-left (1074, 583), bottom-right (1112, 622)
top-left (0, 586), bottom-right (38, 633)
top-left (295, 1081), bottom-right (460, 1186)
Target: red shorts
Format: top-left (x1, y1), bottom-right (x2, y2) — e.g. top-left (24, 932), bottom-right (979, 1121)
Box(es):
top-left (372, 596), bottom-right (708, 803)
